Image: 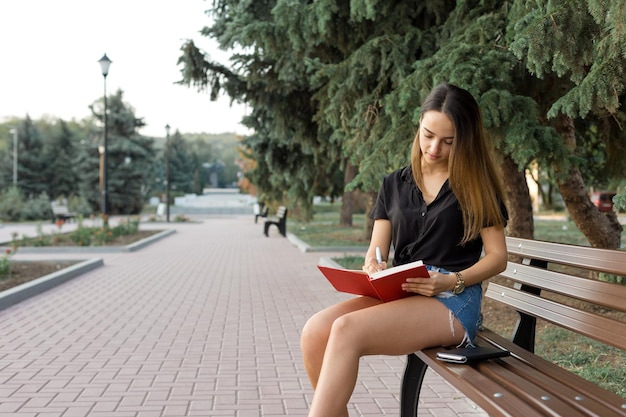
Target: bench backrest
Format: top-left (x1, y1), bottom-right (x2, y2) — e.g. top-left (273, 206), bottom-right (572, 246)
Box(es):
top-left (485, 236), bottom-right (626, 352)
top-left (276, 206), bottom-right (287, 220)
top-left (51, 203), bottom-right (71, 215)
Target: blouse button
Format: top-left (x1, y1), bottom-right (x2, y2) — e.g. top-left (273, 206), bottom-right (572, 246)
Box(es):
top-left (421, 212), bottom-right (426, 217)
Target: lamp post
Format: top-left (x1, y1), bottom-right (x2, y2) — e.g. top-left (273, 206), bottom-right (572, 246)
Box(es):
top-left (98, 53), bottom-right (112, 216)
top-left (165, 124), bottom-right (171, 222)
top-left (9, 128), bottom-right (17, 185)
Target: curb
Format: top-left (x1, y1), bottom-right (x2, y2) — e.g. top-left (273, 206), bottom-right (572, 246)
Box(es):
top-left (0, 258), bottom-right (104, 312)
top-left (318, 257), bottom-right (343, 268)
top-left (124, 229), bottom-right (176, 252)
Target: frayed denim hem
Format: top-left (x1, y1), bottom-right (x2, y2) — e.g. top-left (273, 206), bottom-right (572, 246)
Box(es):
top-left (426, 265), bottom-right (482, 346)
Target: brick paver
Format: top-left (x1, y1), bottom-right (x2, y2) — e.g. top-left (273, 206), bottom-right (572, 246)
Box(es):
top-left (0, 217), bottom-right (486, 416)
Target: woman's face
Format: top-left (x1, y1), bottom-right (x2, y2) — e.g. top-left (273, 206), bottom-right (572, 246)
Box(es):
top-left (418, 110), bottom-right (455, 168)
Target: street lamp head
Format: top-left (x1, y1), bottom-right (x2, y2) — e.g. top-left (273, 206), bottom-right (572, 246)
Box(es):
top-left (98, 53), bottom-right (112, 77)
top-left (165, 124), bottom-right (171, 137)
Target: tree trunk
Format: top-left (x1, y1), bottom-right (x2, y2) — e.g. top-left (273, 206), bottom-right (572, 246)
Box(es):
top-left (500, 155), bottom-right (534, 239)
top-left (339, 161), bottom-right (357, 227)
top-left (555, 115), bottom-right (623, 249)
top-left (363, 190), bottom-right (377, 241)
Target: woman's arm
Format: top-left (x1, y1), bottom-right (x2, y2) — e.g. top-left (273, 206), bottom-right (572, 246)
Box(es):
top-left (452, 225), bottom-right (507, 288)
top-left (362, 219), bottom-right (393, 274)
top-left (402, 225), bottom-right (507, 296)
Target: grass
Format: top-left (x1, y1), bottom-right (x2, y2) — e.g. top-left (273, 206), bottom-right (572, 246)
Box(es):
top-left (535, 325), bottom-right (626, 398)
top-left (291, 208), bottom-right (369, 247)
top-left (533, 217), bottom-right (593, 246)
top-left (290, 203), bottom-right (626, 399)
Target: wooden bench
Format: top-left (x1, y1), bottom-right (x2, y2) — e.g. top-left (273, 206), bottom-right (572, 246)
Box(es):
top-left (263, 206), bottom-right (288, 237)
top-left (401, 236), bottom-right (626, 417)
top-left (51, 201), bottom-right (77, 222)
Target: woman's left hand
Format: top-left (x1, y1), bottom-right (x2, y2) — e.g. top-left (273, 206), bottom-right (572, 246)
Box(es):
top-left (401, 270), bottom-right (455, 296)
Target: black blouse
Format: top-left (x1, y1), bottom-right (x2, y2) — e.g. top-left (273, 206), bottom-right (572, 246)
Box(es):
top-left (369, 166), bottom-right (501, 271)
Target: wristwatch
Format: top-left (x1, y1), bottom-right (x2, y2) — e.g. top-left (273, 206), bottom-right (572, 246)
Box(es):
top-left (452, 271), bottom-right (465, 294)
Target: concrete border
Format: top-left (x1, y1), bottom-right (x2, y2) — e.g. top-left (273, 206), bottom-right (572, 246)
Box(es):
top-left (124, 229), bottom-right (176, 252)
top-left (318, 256), bottom-right (343, 268)
top-left (0, 258), bottom-right (104, 312)
top-left (2, 229), bottom-right (176, 254)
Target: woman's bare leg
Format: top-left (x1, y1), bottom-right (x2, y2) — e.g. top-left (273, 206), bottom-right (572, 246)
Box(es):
top-left (306, 295), bottom-right (464, 417)
top-left (301, 296), bottom-right (381, 388)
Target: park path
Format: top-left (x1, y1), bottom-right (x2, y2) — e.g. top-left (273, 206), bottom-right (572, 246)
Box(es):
top-left (0, 215), bottom-right (486, 416)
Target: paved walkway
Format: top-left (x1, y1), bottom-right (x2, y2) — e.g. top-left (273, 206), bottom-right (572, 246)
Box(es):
top-left (0, 216), bottom-right (486, 417)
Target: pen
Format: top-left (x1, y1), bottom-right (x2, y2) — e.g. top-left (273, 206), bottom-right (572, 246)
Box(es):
top-left (376, 247), bottom-right (383, 265)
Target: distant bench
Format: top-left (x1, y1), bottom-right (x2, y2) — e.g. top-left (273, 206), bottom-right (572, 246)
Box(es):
top-left (254, 203), bottom-right (269, 224)
top-left (401, 236), bottom-right (626, 417)
top-left (51, 202), bottom-right (77, 222)
top-left (263, 206), bottom-right (288, 237)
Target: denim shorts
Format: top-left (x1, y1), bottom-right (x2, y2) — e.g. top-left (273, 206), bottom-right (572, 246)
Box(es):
top-left (426, 265), bottom-right (482, 346)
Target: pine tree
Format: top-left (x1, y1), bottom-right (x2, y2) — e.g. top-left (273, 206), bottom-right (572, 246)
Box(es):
top-left (16, 116), bottom-right (48, 198)
top-left (89, 89), bottom-right (155, 214)
top-left (506, 0), bottom-right (626, 248)
top-left (178, 0), bottom-right (344, 220)
top-left (44, 120), bottom-right (80, 200)
top-left (168, 131), bottom-right (194, 194)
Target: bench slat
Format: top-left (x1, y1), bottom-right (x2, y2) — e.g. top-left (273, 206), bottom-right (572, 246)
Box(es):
top-left (420, 340), bottom-right (626, 416)
top-left (483, 356), bottom-right (623, 416)
top-left (506, 237), bottom-right (626, 276)
top-left (475, 360), bottom-right (593, 417)
top-left (486, 283), bottom-right (626, 350)
top-left (477, 329), bottom-right (626, 416)
top-left (417, 347), bottom-right (603, 417)
top-left (501, 263), bottom-right (626, 311)
top-left (413, 351), bottom-right (549, 417)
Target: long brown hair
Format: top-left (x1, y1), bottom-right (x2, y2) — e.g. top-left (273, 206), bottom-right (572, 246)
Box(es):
top-left (410, 83), bottom-right (506, 243)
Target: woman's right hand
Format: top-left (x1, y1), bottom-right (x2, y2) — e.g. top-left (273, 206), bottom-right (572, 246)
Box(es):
top-left (364, 219), bottom-right (392, 275)
top-left (362, 259), bottom-right (387, 274)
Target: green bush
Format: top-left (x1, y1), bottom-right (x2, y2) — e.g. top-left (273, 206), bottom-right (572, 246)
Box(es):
top-left (112, 218), bottom-right (140, 236)
top-left (0, 250), bottom-right (11, 278)
top-left (68, 227), bottom-right (94, 246)
top-left (22, 192), bottom-right (53, 221)
top-left (67, 218), bottom-right (140, 246)
top-left (0, 187), bottom-right (25, 222)
top-left (68, 195), bottom-right (93, 217)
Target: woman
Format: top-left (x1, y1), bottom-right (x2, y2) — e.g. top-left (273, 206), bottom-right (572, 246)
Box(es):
top-left (300, 83), bottom-right (508, 417)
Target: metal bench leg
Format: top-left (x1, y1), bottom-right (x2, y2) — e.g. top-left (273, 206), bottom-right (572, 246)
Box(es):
top-left (400, 353), bottom-right (428, 417)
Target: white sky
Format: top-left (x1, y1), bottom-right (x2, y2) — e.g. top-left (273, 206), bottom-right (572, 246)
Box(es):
top-left (0, 0), bottom-right (249, 138)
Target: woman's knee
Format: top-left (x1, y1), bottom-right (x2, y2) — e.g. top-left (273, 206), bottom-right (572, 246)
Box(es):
top-left (301, 311), bottom-right (332, 353)
top-left (326, 313), bottom-right (366, 352)
top-left (301, 298), bottom-right (377, 355)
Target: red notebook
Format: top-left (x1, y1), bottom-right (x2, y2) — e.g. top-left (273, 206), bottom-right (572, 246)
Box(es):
top-left (317, 260), bottom-right (430, 302)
